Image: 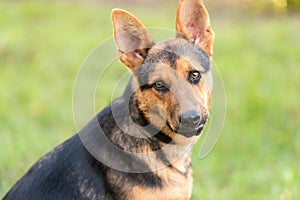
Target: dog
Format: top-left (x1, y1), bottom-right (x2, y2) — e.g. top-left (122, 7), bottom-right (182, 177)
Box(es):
top-left (4, 0), bottom-right (214, 199)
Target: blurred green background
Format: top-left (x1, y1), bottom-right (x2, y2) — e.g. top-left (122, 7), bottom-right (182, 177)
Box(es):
top-left (1, 0), bottom-right (299, 199)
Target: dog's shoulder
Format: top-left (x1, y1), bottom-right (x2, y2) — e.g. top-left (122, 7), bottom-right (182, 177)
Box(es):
top-left (3, 135), bottom-right (111, 200)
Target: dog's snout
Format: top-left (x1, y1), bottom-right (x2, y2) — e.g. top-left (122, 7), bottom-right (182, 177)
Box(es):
top-left (179, 110), bottom-right (201, 128)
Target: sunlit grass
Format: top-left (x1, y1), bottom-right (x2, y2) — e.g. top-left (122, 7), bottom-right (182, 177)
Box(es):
top-left (1, 1), bottom-right (299, 199)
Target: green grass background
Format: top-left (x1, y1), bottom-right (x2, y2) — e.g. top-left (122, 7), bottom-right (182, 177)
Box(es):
top-left (1, 1), bottom-right (299, 199)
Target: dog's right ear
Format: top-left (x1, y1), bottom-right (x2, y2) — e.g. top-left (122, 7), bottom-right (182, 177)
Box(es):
top-left (112, 9), bottom-right (154, 70)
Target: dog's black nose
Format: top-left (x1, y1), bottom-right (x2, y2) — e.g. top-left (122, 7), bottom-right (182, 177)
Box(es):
top-left (179, 110), bottom-right (201, 128)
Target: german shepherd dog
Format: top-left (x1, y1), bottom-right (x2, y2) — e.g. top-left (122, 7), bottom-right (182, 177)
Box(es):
top-left (4, 0), bottom-right (214, 199)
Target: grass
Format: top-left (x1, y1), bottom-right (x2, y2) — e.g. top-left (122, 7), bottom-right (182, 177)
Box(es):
top-left (1, 1), bottom-right (300, 199)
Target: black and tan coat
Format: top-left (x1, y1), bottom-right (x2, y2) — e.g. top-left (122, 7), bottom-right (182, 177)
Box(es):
top-left (4, 0), bottom-right (214, 199)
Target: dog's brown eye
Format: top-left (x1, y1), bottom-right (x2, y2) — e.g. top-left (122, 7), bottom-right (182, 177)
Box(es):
top-left (191, 71), bottom-right (200, 79)
top-left (153, 80), bottom-right (169, 93)
top-left (189, 70), bottom-right (202, 84)
top-left (155, 81), bottom-right (163, 88)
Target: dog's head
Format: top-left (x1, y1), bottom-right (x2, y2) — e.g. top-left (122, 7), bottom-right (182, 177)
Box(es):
top-left (112, 0), bottom-right (214, 143)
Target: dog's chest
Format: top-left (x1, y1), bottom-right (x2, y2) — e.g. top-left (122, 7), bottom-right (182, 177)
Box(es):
top-left (128, 167), bottom-right (193, 200)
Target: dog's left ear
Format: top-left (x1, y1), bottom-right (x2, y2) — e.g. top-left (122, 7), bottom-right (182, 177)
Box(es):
top-left (112, 9), bottom-right (154, 69)
top-left (176, 0), bottom-right (215, 56)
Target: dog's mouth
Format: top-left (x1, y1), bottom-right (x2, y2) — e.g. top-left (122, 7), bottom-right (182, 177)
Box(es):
top-left (177, 123), bottom-right (205, 138)
top-left (166, 120), bottom-right (206, 138)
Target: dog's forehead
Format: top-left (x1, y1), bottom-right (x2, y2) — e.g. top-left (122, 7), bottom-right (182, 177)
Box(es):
top-left (147, 38), bottom-right (211, 72)
top-left (137, 38), bottom-right (211, 85)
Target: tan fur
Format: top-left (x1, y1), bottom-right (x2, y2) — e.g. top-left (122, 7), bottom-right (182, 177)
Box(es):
top-left (128, 155), bottom-right (193, 200)
top-left (130, 170), bottom-right (192, 200)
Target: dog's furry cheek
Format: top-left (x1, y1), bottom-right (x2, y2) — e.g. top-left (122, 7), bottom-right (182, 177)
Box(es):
top-left (193, 79), bottom-right (211, 110)
top-left (165, 92), bottom-right (182, 127)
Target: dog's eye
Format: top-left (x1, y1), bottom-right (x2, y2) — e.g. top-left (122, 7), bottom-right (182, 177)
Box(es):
top-left (153, 80), bottom-right (168, 93)
top-left (189, 70), bottom-right (202, 84)
top-left (154, 81), bottom-right (163, 88)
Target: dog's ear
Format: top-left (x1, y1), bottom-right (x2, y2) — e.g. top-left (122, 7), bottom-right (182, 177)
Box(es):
top-left (112, 9), bottom-right (154, 69)
top-left (176, 0), bottom-right (215, 56)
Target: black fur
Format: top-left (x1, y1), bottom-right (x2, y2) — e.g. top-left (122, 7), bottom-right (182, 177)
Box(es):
top-left (3, 134), bottom-right (108, 200)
